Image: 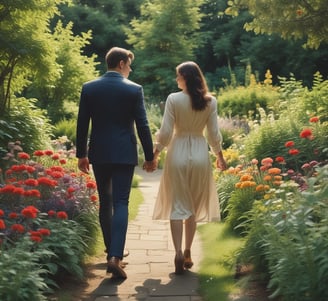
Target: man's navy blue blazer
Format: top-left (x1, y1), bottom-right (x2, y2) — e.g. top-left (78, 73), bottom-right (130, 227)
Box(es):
top-left (76, 71), bottom-right (154, 165)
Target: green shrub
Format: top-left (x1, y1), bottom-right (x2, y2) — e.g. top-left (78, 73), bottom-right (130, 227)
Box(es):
top-left (0, 237), bottom-right (55, 301)
top-left (0, 97), bottom-right (53, 164)
top-left (238, 165), bottom-right (328, 301)
top-left (53, 119), bottom-right (77, 147)
top-left (217, 84), bottom-right (279, 119)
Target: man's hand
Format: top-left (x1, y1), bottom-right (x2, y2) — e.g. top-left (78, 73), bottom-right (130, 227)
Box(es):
top-left (78, 157), bottom-right (90, 174)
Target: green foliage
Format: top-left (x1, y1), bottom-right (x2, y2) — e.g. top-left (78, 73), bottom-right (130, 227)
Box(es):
top-left (0, 0), bottom-right (70, 115)
top-left (217, 82), bottom-right (280, 118)
top-left (54, 119), bottom-right (77, 146)
top-left (0, 237), bottom-right (55, 301)
top-left (25, 21), bottom-right (99, 123)
top-left (238, 165), bottom-right (328, 301)
top-left (226, 0), bottom-right (328, 49)
top-left (37, 218), bottom-right (88, 280)
top-left (216, 172), bottom-right (239, 219)
top-left (243, 75), bottom-right (328, 169)
top-left (0, 97), bottom-right (53, 164)
top-left (126, 0), bottom-right (205, 101)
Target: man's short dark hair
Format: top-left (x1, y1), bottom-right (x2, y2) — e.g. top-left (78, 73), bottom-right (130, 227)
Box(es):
top-left (105, 47), bottom-right (134, 69)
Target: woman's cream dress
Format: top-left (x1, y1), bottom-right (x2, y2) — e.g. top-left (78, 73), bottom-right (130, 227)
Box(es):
top-left (152, 91), bottom-right (223, 222)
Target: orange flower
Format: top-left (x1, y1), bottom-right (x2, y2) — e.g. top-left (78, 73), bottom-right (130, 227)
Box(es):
top-left (268, 168), bottom-right (281, 175)
top-left (240, 174), bottom-right (253, 181)
top-left (263, 175), bottom-right (272, 181)
top-left (261, 157), bottom-right (273, 166)
top-left (274, 176), bottom-right (283, 181)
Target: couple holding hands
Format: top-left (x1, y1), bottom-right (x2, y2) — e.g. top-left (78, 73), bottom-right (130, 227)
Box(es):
top-left (76, 47), bottom-right (227, 279)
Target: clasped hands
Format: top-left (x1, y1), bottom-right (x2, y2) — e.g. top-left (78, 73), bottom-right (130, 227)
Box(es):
top-left (143, 148), bottom-right (160, 172)
top-left (142, 159), bottom-right (157, 172)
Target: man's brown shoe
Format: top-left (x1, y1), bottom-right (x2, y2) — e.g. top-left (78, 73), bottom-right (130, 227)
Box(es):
top-left (107, 256), bottom-right (127, 279)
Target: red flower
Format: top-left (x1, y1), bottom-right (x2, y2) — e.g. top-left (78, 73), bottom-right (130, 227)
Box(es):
top-left (38, 228), bottom-right (51, 236)
top-left (24, 179), bottom-right (38, 186)
top-left (285, 141), bottom-right (294, 148)
top-left (11, 223), bottom-right (25, 233)
top-left (24, 189), bottom-right (41, 198)
top-left (59, 159), bottom-right (67, 165)
top-left (0, 209), bottom-right (4, 217)
top-left (13, 187), bottom-right (25, 195)
top-left (300, 128), bottom-right (313, 139)
top-left (67, 187), bottom-right (75, 194)
top-left (48, 210), bottom-right (56, 217)
top-left (275, 156), bottom-right (285, 163)
top-left (288, 148), bottom-right (300, 155)
top-left (37, 177), bottom-right (57, 187)
top-left (44, 150), bottom-right (54, 156)
top-left (29, 230), bottom-right (42, 237)
top-left (0, 219), bottom-right (5, 229)
top-left (90, 195), bottom-right (98, 202)
top-left (86, 181), bottom-right (97, 189)
top-left (26, 166), bottom-right (36, 173)
top-left (30, 235), bottom-right (42, 243)
top-left (51, 154), bottom-right (60, 160)
top-left (18, 152), bottom-right (30, 160)
top-left (9, 212), bottom-right (18, 219)
top-left (57, 211), bottom-right (68, 219)
top-left (33, 150), bottom-right (44, 156)
top-left (309, 116), bottom-right (319, 123)
top-left (21, 206), bottom-right (39, 219)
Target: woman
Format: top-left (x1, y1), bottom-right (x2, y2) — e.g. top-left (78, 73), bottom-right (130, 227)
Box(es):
top-left (153, 61), bottom-right (227, 275)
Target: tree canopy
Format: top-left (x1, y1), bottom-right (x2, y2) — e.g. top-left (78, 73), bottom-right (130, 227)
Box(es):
top-left (225, 0), bottom-right (328, 49)
top-left (126, 0), bottom-right (205, 101)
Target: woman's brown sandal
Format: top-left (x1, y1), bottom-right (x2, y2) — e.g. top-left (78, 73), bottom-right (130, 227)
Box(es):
top-left (174, 251), bottom-right (184, 275)
top-left (183, 249), bottom-right (194, 269)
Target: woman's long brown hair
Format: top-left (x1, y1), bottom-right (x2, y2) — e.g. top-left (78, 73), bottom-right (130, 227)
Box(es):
top-left (176, 61), bottom-right (211, 111)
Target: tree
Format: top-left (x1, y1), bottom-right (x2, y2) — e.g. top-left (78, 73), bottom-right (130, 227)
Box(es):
top-left (225, 0), bottom-right (328, 49)
top-left (56, 0), bottom-right (143, 70)
top-left (25, 21), bottom-right (99, 123)
top-left (0, 0), bottom-right (68, 116)
top-left (126, 0), bottom-right (205, 102)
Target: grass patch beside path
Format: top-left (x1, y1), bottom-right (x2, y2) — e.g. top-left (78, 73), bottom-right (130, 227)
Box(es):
top-left (198, 222), bottom-right (244, 301)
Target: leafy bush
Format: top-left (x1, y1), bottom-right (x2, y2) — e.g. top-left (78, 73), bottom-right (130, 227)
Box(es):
top-left (0, 97), bottom-right (53, 165)
top-left (0, 236), bottom-right (55, 301)
top-left (238, 165), bottom-right (328, 301)
top-left (243, 112), bottom-right (328, 170)
top-left (53, 119), bottom-right (77, 147)
top-left (217, 83), bottom-right (279, 119)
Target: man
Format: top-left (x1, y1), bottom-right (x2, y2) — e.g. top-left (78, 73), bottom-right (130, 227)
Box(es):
top-left (76, 47), bottom-right (156, 279)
